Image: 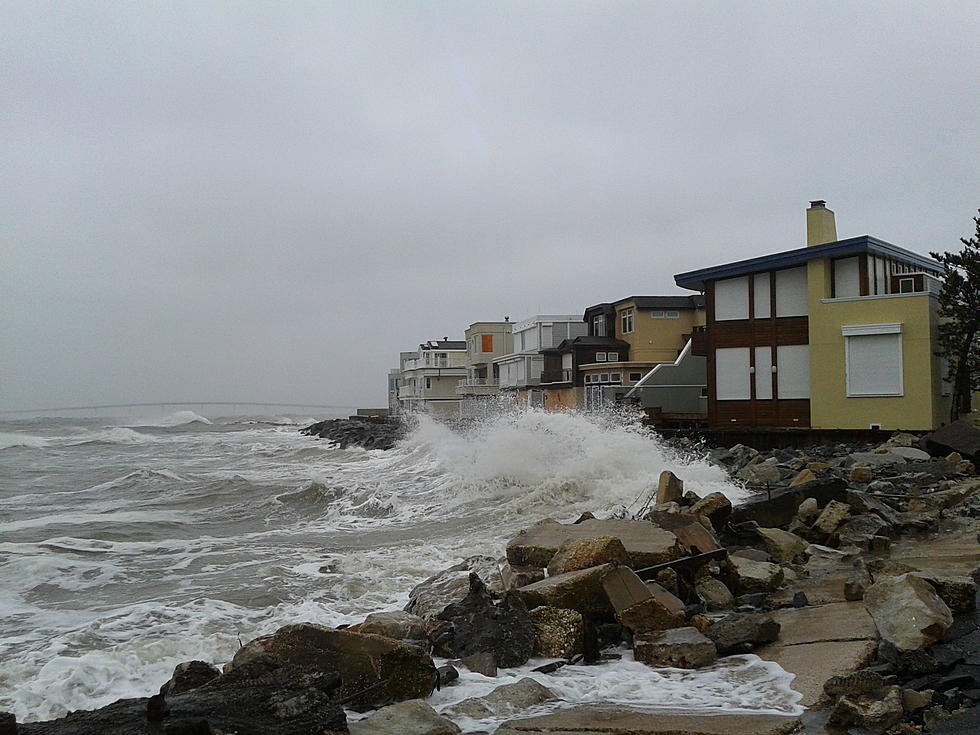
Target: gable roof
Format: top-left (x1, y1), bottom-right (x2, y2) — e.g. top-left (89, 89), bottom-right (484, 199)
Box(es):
top-left (673, 235), bottom-right (941, 292)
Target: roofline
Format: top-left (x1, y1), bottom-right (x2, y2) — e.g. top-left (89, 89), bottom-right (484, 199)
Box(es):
top-left (673, 235), bottom-right (941, 291)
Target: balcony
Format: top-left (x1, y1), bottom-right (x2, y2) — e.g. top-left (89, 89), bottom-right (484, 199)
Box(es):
top-left (456, 377), bottom-right (499, 395)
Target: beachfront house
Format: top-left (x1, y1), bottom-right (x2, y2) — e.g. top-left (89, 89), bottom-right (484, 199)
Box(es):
top-left (395, 340), bottom-right (468, 418)
top-left (457, 320), bottom-right (515, 417)
top-left (674, 201), bottom-right (949, 431)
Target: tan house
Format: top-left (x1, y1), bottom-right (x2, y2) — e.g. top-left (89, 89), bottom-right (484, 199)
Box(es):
top-left (395, 340), bottom-right (468, 418)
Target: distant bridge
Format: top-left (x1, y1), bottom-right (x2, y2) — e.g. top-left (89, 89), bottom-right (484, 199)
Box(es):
top-left (0, 401), bottom-right (359, 415)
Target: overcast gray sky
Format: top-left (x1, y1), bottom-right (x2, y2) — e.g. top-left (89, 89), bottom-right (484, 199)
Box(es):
top-left (2, 1), bottom-right (978, 411)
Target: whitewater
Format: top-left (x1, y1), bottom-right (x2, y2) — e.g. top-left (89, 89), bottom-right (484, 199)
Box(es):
top-left (0, 409), bottom-right (803, 730)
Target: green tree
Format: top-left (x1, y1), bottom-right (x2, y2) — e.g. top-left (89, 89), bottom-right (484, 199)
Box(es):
top-left (931, 209), bottom-right (980, 422)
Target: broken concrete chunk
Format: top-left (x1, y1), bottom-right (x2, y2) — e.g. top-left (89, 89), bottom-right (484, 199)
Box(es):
top-left (704, 612), bottom-right (780, 654)
top-left (812, 499), bottom-right (850, 536)
top-left (726, 556), bottom-right (784, 594)
top-left (601, 564), bottom-right (653, 613)
top-left (349, 699), bottom-right (460, 735)
top-left (546, 535), bottom-right (630, 577)
top-left (657, 470), bottom-right (684, 504)
top-left (696, 577), bottom-right (735, 610)
top-left (519, 563), bottom-right (615, 616)
top-left (688, 492), bottom-right (733, 531)
top-left (864, 573), bottom-right (953, 652)
top-left (618, 596), bottom-right (686, 635)
top-left (827, 685), bottom-right (904, 732)
top-left (633, 626), bottom-right (717, 669)
top-left (528, 606), bottom-right (584, 659)
top-left (755, 528), bottom-right (808, 564)
top-left (506, 519), bottom-right (682, 569)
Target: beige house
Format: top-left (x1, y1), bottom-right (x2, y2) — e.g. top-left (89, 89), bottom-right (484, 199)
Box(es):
top-left (396, 340), bottom-right (467, 418)
top-left (457, 321), bottom-right (515, 415)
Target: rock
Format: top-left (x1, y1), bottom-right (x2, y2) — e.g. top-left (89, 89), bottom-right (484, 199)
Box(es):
top-left (923, 420), bottom-right (980, 461)
top-left (656, 568), bottom-right (679, 595)
top-left (600, 565), bottom-right (654, 613)
top-left (528, 606), bottom-right (584, 658)
top-left (20, 663), bottom-right (348, 735)
top-left (755, 528), bottom-right (808, 564)
top-left (824, 669), bottom-right (885, 698)
top-left (0, 714), bottom-right (14, 735)
top-left (431, 574), bottom-right (535, 668)
top-left (922, 705), bottom-right (954, 731)
top-left (726, 556), bottom-right (784, 594)
top-left (914, 573), bottom-right (977, 614)
top-left (958, 459), bottom-right (977, 473)
top-left (850, 465), bottom-right (873, 484)
top-left (812, 500), bottom-right (850, 536)
top-left (736, 460), bottom-right (782, 486)
top-left (519, 563), bottom-right (615, 616)
top-left (618, 596), bottom-right (686, 635)
top-left (864, 573), bottom-right (953, 652)
top-left (890, 446), bottom-right (931, 461)
top-left (696, 578), bottom-right (735, 610)
top-left (797, 497), bottom-right (819, 523)
top-left (353, 611), bottom-right (428, 647)
top-left (729, 480), bottom-right (847, 528)
top-left (646, 511), bottom-right (722, 554)
top-left (634, 626), bottom-right (718, 669)
top-left (889, 432), bottom-right (919, 447)
top-left (507, 519), bottom-right (682, 569)
top-left (846, 490), bottom-right (902, 526)
top-left (704, 613), bottom-right (780, 654)
top-left (849, 451), bottom-right (907, 468)
top-left (837, 515), bottom-right (892, 549)
top-left (406, 556), bottom-right (504, 620)
top-left (440, 678), bottom-right (556, 721)
top-left (657, 470), bottom-right (684, 504)
top-left (500, 562), bottom-right (544, 591)
top-left (946, 451), bottom-right (963, 462)
top-left (546, 536), bottom-right (630, 576)
top-left (226, 623), bottom-right (434, 709)
top-left (866, 559), bottom-right (920, 581)
top-left (901, 688), bottom-right (932, 712)
top-left (732, 548), bottom-right (770, 562)
top-left (789, 469), bottom-right (818, 488)
top-left (906, 481), bottom-right (979, 513)
top-left (828, 685), bottom-right (904, 731)
top-left (807, 462), bottom-right (830, 473)
top-left (845, 563), bottom-right (873, 601)
top-left (159, 660), bottom-right (221, 696)
top-left (688, 492), bottom-right (733, 531)
top-left (348, 699), bottom-right (460, 735)
top-left (458, 652), bottom-right (497, 677)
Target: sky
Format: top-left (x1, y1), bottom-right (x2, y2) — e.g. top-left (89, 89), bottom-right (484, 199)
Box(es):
top-left (2, 1), bottom-right (978, 411)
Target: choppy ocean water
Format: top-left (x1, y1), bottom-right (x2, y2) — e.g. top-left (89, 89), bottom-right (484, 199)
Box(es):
top-left (0, 408), bottom-right (803, 728)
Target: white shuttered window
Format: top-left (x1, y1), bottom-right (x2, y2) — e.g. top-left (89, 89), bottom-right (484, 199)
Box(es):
top-left (833, 257), bottom-right (861, 298)
top-left (715, 277), bottom-right (749, 320)
top-left (715, 348), bottom-right (751, 400)
top-left (775, 266), bottom-right (808, 316)
top-left (844, 324), bottom-right (904, 396)
top-left (776, 345), bottom-right (810, 399)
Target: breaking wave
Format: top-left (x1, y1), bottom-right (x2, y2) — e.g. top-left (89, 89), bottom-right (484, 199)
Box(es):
top-left (0, 432), bottom-right (48, 450)
top-left (127, 410), bottom-right (212, 427)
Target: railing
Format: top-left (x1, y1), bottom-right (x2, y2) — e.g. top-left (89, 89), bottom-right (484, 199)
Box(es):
top-left (457, 378), bottom-right (498, 388)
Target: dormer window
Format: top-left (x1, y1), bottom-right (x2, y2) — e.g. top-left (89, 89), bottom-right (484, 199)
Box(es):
top-left (621, 308), bottom-right (635, 334)
top-left (592, 315), bottom-right (605, 336)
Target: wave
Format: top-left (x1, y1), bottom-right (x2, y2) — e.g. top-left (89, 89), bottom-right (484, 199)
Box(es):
top-left (65, 428), bottom-right (156, 446)
top-left (127, 410), bottom-right (212, 428)
top-left (0, 432), bottom-right (48, 450)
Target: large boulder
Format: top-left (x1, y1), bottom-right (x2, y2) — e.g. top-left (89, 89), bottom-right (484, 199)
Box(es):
top-left (755, 528), bottom-right (808, 563)
top-left (440, 678), bottom-right (557, 721)
top-left (528, 606), bottom-right (584, 658)
top-left (430, 574), bottom-right (534, 668)
top-left (922, 420), bottom-right (980, 461)
top-left (159, 660), bottom-right (221, 696)
top-left (546, 536), bottom-right (630, 576)
top-left (633, 627), bottom-right (718, 669)
top-left (519, 563), bottom-right (615, 616)
top-left (704, 612), bottom-right (780, 654)
top-left (507, 519), bottom-right (682, 569)
top-left (725, 556), bottom-right (784, 594)
top-left (352, 611), bottom-right (429, 649)
top-left (226, 623), bottom-right (435, 708)
top-left (688, 492), bottom-right (733, 531)
top-left (736, 459), bottom-right (783, 486)
top-left (657, 470), bottom-right (684, 504)
top-left (864, 573), bottom-right (953, 652)
top-left (405, 556), bottom-right (504, 620)
top-left (729, 479), bottom-right (847, 528)
top-left (348, 699), bottom-right (459, 735)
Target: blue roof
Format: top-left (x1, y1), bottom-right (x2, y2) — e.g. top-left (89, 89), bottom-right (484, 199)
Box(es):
top-left (673, 235), bottom-right (941, 291)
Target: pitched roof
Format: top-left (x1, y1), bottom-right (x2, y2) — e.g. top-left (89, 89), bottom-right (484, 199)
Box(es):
top-left (419, 340), bottom-right (465, 350)
top-left (674, 235), bottom-right (941, 292)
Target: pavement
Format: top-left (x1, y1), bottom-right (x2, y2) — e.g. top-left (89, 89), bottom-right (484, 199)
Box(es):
top-left (494, 706), bottom-right (802, 734)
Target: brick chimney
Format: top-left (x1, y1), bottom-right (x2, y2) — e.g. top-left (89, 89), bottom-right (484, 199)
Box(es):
top-left (806, 200), bottom-right (837, 247)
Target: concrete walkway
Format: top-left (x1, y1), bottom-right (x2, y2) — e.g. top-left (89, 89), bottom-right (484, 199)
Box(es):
top-left (495, 706), bottom-right (801, 734)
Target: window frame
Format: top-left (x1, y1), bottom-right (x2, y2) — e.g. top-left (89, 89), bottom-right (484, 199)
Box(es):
top-left (595, 352), bottom-right (607, 362)
top-left (843, 323), bottom-right (904, 397)
top-left (629, 372), bottom-right (643, 382)
top-left (607, 352), bottom-right (619, 362)
top-left (620, 308), bottom-right (635, 334)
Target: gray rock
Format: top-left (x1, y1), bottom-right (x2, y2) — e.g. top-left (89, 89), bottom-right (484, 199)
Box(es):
top-left (889, 446), bottom-right (931, 461)
top-left (696, 577), bottom-right (735, 610)
top-left (828, 685), bottom-right (904, 731)
top-left (726, 556), bottom-right (784, 594)
top-left (546, 536), bottom-right (630, 576)
top-left (506, 519), bottom-right (682, 569)
top-left (755, 528), bottom-right (808, 563)
top-left (837, 515), bottom-right (892, 549)
top-left (729, 480), bottom-right (847, 528)
top-left (349, 699), bottom-right (460, 735)
top-left (864, 573), bottom-right (953, 652)
top-left (736, 459), bottom-right (783, 486)
top-left (634, 626), bottom-right (717, 669)
top-left (355, 611), bottom-right (428, 644)
top-left (406, 556), bottom-right (503, 620)
top-left (688, 492), bottom-right (733, 530)
top-left (440, 678), bottom-right (556, 721)
top-left (159, 660), bottom-right (221, 696)
top-left (520, 563), bottom-right (615, 616)
top-left (500, 562), bottom-right (544, 591)
top-left (848, 451), bottom-right (907, 467)
top-left (704, 612), bottom-right (780, 654)
top-left (797, 497), bottom-right (819, 523)
top-left (923, 420), bottom-right (980, 461)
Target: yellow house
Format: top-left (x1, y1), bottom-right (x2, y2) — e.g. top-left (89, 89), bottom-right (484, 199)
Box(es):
top-left (675, 201), bottom-right (949, 431)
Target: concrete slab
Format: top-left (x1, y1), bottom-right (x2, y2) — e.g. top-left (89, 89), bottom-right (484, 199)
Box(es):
top-left (518, 564), bottom-right (615, 616)
top-left (768, 602), bottom-right (877, 646)
top-left (507, 519), bottom-right (682, 569)
top-left (494, 706), bottom-right (802, 734)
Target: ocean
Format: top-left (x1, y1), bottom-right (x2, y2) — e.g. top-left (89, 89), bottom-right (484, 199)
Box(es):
top-left (0, 408), bottom-right (803, 730)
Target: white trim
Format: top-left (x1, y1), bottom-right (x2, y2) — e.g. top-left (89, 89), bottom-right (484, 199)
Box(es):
top-left (841, 322), bottom-right (903, 337)
top-left (822, 292), bottom-right (934, 304)
top-left (844, 332), bottom-right (904, 397)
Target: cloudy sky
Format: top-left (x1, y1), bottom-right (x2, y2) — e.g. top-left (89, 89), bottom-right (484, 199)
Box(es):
top-left (2, 1), bottom-right (978, 411)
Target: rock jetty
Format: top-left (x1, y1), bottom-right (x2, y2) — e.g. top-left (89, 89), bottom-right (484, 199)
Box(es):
top-left (7, 422), bottom-right (980, 735)
top-left (300, 416), bottom-right (407, 450)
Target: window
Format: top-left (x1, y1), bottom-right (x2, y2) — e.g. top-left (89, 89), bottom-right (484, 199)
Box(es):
top-left (621, 308), bottom-right (635, 334)
top-left (715, 347), bottom-right (751, 400)
top-left (595, 352), bottom-right (607, 362)
top-left (754, 346), bottom-right (773, 400)
top-left (844, 324), bottom-right (903, 397)
top-left (592, 315), bottom-right (605, 336)
top-left (715, 276), bottom-right (749, 320)
top-left (776, 345), bottom-right (810, 399)
top-left (775, 267), bottom-right (808, 316)
top-left (629, 372), bottom-right (642, 381)
top-left (481, 335), bottom-right (493, 352)
top-left (607, 352), bottom-right (619, 362)
top-left (561, 352), bottom-right (573, 370)
top-left (651, 311), bottom-right (665, 319)
top-left (666, 311), bottom-right (680, 318)
top-left (425, 377), bottom-right (432, 390)
top-left (585, 375), bottom-right (594, 383)
top-left (899, 277), bottom-right (915, 293)
top-left (600, 373), bottom-right (609, 382)
top-left (833, 257), bottom-right (861, 298)
top-left (753, 274), bottom-right (771, 319)
top-left (611, 373), bottom-right (622, 383)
